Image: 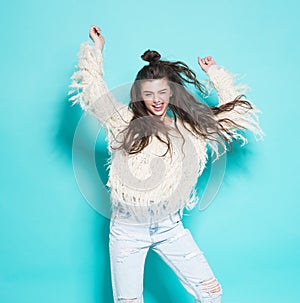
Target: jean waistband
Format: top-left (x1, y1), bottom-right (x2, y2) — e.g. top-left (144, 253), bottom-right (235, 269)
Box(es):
top-left (111, 208), bottom-right (183, 227)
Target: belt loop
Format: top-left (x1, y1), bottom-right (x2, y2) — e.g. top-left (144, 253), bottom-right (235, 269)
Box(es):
top-left (177, 208), bottom-right (183, 221)
top-left (168, 210), bottom-right (180, 224)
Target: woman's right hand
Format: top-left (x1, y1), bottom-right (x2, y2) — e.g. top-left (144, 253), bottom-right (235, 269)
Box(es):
top-left (89, 25), bottom-right (105, 51)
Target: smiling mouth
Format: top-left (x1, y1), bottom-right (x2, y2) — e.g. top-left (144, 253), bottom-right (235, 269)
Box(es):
top-left (152, 103), bottom-right (164, 111)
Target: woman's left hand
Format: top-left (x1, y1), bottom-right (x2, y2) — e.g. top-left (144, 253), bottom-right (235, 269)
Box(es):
top-left (197, 56), bottom-right (216, 73)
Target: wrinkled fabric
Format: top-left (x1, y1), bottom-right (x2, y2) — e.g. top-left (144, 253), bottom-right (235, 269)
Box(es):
top-left (109, 210), bottom-right (222, 302)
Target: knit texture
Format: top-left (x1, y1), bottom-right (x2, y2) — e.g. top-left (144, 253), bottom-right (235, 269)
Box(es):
top-left (68, 41), bottom-right (264, 223)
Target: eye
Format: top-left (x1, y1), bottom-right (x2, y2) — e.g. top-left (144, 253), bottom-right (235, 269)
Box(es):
top-left (144, 93), bottom-right (152, 97)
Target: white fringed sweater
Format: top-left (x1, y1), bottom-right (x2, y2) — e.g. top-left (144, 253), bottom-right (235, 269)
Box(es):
top-left (68, 41), bottom-right (264, 223)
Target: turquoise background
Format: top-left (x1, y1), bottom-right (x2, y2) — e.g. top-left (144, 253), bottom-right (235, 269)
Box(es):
top-left (1, 0), bottom-right (299, 302)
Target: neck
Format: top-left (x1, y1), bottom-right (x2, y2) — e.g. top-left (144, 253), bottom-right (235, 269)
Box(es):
top-left (163, 115), bottom-right (174, 127)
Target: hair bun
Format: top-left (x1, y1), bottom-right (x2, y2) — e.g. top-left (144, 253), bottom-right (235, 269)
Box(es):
top-left (141, 49), bottom-right (161, 64)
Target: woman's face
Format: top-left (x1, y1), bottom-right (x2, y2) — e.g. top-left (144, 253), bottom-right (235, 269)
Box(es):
top-left (141, 77), bottom-right (172, 118)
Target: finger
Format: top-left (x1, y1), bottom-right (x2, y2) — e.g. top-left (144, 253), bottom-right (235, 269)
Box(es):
top-left (197, 57), bottom-right (206, 70)
top-left (90, 25), bottom-right (101, 34)
top-left (96, 26), bottom-right (102, 32)
top-left (197, 57), bottom-right (204, 68)
top-left (91, 26), bottom-right (101, 37)
top-left (90, 26), bottom-right (97, 35)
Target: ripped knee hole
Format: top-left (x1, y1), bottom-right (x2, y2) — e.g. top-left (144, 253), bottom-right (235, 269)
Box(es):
top-left (199, 277), bottom-right (222, 294)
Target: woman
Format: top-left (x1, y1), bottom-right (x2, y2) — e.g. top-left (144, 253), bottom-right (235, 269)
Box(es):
top-left (68, 25), bottom-right (264, 303)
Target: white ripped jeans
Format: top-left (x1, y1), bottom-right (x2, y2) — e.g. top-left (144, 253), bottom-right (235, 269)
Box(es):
top-left (109, 209), bottom-right (223, 303)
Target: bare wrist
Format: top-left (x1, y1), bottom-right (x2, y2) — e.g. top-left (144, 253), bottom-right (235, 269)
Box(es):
top-left (93, 41), bottom-right (102, 50)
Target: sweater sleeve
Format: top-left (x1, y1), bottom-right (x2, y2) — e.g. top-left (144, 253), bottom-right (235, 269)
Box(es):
top-left (67, 41), bottom-right (132, 133)
top-left (205, 64), bottom-right (265, 146)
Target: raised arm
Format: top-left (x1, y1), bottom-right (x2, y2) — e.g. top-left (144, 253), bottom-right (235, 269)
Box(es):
top-left (198, 56), bottom-right (265, 145)
top-left (68, 25), bottom-right (132, 130)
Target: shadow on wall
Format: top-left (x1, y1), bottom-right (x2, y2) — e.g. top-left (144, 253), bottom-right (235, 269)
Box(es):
top-left (56, 94), bottom-right (112, 216)
top-left (145, 250), bottom-right (194, 302)
top-left (54, 96), bottom-right (194, 302)
top-left (55, 95), bottom-right (81, 163)
top-left (54, 95), bottom-right (114, 302)
top-left (54, 88), bottom-right (259, 302)
top-left (194, 87), bottom-right (260, 210)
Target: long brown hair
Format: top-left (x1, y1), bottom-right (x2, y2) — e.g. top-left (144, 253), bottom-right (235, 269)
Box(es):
top-left (112, 50), bottom-right (252, 157)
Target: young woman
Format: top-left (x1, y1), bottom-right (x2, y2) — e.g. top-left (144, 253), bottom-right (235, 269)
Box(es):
top-left (68, 25), bottom-right (264, 303)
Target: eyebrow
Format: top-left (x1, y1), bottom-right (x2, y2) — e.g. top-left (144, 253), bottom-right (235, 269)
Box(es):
top-left (142, 89), bottom-right (168, 93)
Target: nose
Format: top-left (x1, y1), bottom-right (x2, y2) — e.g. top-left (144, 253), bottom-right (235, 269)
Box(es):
top-left (153, 94), bottom-right (162, 103)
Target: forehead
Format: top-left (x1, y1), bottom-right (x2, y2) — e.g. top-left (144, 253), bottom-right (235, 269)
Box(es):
top-left (141, 78), bottom-right (169, 92)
